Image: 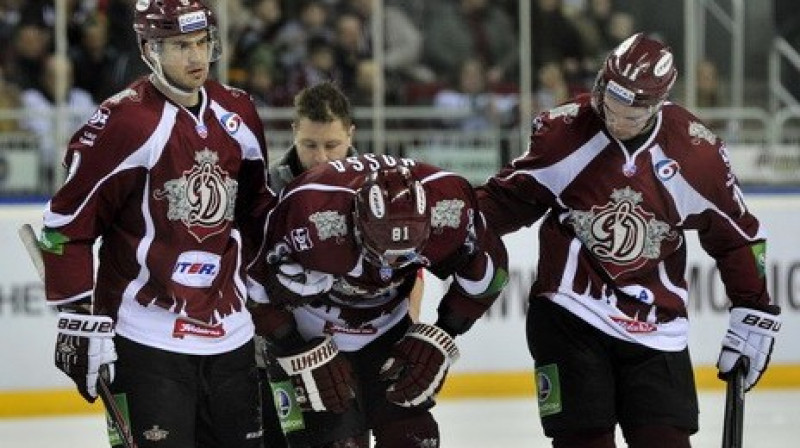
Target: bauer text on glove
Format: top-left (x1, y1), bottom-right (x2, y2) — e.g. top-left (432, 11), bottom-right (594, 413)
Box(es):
top-left (717, 306), bottom-right (780, 391)
top-left (54, 312), bottom-right (117, 403)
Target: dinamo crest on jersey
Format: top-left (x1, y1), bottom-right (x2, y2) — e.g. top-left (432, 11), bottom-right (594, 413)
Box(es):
top-left (569, 186), bottom-right (677, 278)
top-left (154, 148), bottom-right (237, 242)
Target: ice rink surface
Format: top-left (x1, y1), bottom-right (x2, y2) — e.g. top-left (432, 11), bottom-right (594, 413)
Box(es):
top-left (1, 390), bottom-right (798, 447)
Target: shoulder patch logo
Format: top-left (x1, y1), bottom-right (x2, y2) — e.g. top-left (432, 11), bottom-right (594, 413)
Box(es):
top-left (431, 199), bottom-right (465, 233)
top-left (87, 107), bottom-right (110, 130)
top-left (547, 103), bottom-right (580, 121)
top-left (309, 210), bottom-right (348, 243)
top-left (688, 121), bottom-right (716, 145)
top-left (290, 227), bottom-right (313, 251)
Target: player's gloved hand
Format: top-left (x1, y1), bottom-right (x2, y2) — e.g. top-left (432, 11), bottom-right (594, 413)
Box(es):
top-left (276, 335), bottom-right (355, 413)
top-left (717, 306), bottom-right (781, 391)
top-left (379, 323), bottom-right (460, 407)
top-left (266, 261), bottom-right (334, 307)
top-left (54, 312), bottom-right (117, 403)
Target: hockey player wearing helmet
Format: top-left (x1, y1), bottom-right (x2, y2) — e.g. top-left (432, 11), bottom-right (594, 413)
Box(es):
top-left (258, 82), bottom-right (426, 448)
top-left (248, 154), bottom-right (508, 447)
top-left (39, 0), bottom-right (271, 446)
top-left (477, 33), bottom-right (780, 447)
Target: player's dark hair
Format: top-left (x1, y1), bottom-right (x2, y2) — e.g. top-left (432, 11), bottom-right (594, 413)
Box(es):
top-left (293, 82), bottom-right (353, 127)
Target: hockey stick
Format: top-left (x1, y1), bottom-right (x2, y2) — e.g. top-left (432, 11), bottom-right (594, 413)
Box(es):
top-left (721, 356), bottom-right (749, 448)
top-left (18, 224), bottom-right (137, 448)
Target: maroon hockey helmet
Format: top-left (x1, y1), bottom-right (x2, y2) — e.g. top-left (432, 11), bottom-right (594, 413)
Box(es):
top-left (133, 0), bottom-right (216, 40)
top-left (593, 33), bottom-right (677, 111)
top-left (354, 167), bottom-right (431, 269)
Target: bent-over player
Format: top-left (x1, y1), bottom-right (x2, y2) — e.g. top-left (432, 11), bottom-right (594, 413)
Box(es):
top-left (250, 154), bottom-right (508, 447)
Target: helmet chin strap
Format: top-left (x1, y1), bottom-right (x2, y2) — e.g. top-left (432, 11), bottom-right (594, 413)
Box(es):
top-left (140, 47), bottom-right (199, 100)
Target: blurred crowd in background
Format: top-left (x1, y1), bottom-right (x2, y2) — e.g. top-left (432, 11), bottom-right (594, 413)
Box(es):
top-left (10, 0), bottom-right (799, 193)
top-left (0, 0), bottom-right (662, 128)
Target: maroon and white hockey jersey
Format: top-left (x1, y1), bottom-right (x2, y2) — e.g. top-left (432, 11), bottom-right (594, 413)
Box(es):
top-left (477, 94), bottom-right (771, 351)
top-left (41, 76), bottom-right (273, 355)
top-left (251, 154), bottom-right (508, 351)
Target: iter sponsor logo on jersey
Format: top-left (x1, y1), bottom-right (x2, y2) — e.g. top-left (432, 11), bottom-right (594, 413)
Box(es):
top-left (171, 250), bottom-right (220, 287)
top-left (154, 148), bottom-right (236, 242)
top-left (569, 187), bottom-right (677, 277)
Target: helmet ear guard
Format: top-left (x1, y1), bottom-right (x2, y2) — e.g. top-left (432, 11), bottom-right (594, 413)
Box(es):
top-left (353, 167), bottom-right (431, 269)
top-left (592, 33), bottom-right (677, 114)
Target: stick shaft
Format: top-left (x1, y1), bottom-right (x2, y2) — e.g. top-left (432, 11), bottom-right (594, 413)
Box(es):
top-left (722, 357), bottom-right (747, 448)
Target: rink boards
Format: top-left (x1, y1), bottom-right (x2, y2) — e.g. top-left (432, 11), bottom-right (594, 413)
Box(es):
top-left (1, 196), bottom-right (799, 416)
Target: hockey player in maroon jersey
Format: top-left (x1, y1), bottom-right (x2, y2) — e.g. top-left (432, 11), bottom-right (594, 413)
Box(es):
top-left (477, 33), bottom-right (781, 447)
top-left (260, 82), bottom-right (426, 448)
top-left (38, 1), bottom-right (270, 446)
top-left (249, 154), bottom-right (509, 447)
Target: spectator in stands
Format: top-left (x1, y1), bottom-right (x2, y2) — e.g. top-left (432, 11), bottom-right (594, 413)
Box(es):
top-left (423, 0), bottom-right (518, 86)
top-left (340, 0), bottom-right (434, 85)
top-left (0, 63), bottom-right (22, 132)
top-left (20, 53), bottom-right (94, 190)
top-left (69, 14), bottom-right (130, 103)
top-left (530, 0), bottom-right (586, 90)
top-left (273, 0), bottom-right (335, 71)
top-left (230, 0), bottom-right (284, 86)
top-left (434, 57), bottom-right (517, 131)
top-left (569, 0), bottom-right (617, 73)
top-left (697, 59), bottom-right (724, 108)
top-left (333, 12), bottom-right (369, 97)
top-left (287, 35), bottom-right (343, 97)
top-left (103, 0), bottom-right (149, 83)
top-left (4, 22), bottom-right (50, 90)
top-left (243, 45), bottom-right (292, 107)
top-left (533, 60), bottom-right (570, 113)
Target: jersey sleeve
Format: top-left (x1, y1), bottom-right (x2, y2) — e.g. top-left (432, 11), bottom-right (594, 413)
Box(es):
top-left (678, 138), bottom-right (772, 310)
top-left (41, 101), bottom-right (154, 307)
top-left (475, 108), bottom-right (574, 235)
top-left (426, 174), bottom-right (509, 333)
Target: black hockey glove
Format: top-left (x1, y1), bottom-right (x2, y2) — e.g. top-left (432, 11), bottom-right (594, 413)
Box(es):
top-left (379, 323), bottom-right (460, 407)
top-left (717, 306), bottom-right (781, 391)
top-left (54, 312), bottom-right (117, 403)
top-left (276, 335), bottom-right (356, 413)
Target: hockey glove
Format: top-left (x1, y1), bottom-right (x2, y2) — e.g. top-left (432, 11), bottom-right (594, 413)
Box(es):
top-left (266, 262), bottom-right (334, 307)
top-left (276, 335), bottom-right (355, 413)
top-left (717, 307), bottom-right (781, 391)
top-left (379, 323), bottom-right (460, 407)
top-left (54, 312), bottom-right (117, 403)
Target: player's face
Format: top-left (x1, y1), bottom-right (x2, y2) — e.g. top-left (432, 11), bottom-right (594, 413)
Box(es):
top-left (293, 117), bottom-right (353, 171)
top-left (602, 93), bottom-right (656, 141)
top-left (153, 31), bottom-right (211, 92)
